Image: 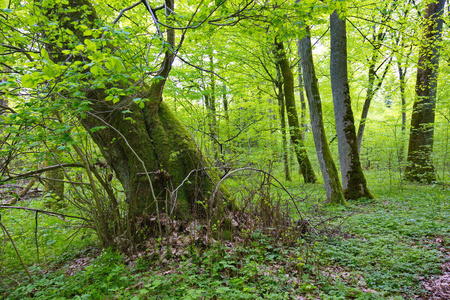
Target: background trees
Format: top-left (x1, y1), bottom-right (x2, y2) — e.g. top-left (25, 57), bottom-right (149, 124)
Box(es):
top-left (406, 0), bottom-right (446, 182)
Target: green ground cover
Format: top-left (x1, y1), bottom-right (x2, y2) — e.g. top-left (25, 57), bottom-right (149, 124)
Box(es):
top-left (1, 173), bottom-right (449, 299)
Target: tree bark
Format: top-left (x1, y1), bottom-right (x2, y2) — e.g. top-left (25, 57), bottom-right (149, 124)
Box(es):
top-left (44, 152), bottom-right (65, 201)
top-left (274, 40), bottom-right (317, 184)
top-left (330, 11), bottom-right (373, 200)
top-left (275, 65), bottom-right (292, 182)
top-left (296, 44), bottom-right (308, 140)
top-left (299, 27), bottom-right (345, 205)
top-left (405, 0), bottom-right (445, 182)
top-left (397, 60), bottom-right (408, 162)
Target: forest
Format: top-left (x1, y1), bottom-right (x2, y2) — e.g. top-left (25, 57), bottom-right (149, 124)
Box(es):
top-left (0, 0), bottom-right (449, 298)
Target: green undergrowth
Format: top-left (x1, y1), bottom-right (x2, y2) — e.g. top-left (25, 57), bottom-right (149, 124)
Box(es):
top-left (1, 173), bottom-right (449, 299)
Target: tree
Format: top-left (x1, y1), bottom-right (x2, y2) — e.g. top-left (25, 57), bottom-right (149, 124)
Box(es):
top-left (275, 64), bottom-right (292, 181)
top-left (14, 0), bottom-right (236, 244)
top-left (299, 26), bottom-right (346, 204)
top-left (405, 0), bottom-right (445, 183)
top-left (330, 10), bottom-right (373, 200)
top-left (274, 39), bottom-right (317, 183)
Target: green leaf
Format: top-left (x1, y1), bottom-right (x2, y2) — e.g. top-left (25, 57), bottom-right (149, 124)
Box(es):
top-left (90, 65), bottom-right (104, 76)
top-left (75, 44), bottom-right (85, 52)
top-left (21, 74), bottom-right (37, 88)
top-left (105, 56), bottom-right (124, 73)
top-left (41, 48), bottom-right (50, 60)
top-left (84, 39), bottom-right (97, 51)
top-left (43, 65), bottom-right (57, 78)
top-left (90, 126), bottom-right (106, 133)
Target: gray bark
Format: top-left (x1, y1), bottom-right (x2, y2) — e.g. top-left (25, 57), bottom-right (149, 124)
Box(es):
top-left (330, 11), bottom-right (373, 200)
top-left (299, 27), bottom-right (345, 204)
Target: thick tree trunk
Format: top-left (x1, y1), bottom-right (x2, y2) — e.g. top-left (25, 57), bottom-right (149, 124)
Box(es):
top-left (330, 11), bottom-right (373, 200)
top-left (275, 65), bottom-right (292, 182)
top-left (299, 28), bottom-right (345, 205)
top-left (82, 93), bottom-right (225, 220)
top-left (406, 0), bottom-right (445, 182)
top-left (275, 40), bottom-right (317, 184)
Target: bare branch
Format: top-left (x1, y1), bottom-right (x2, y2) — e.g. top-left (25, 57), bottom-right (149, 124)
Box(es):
top-left (0, 206), bottom-right (90, 221)
top-left (1, 163), bottom-right (85, 183)
top-left (112, 1), bottom-right (142, 25)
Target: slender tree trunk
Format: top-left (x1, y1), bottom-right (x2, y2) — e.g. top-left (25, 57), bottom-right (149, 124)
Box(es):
top-left (406, 0), bottom-right (445, 182)
top-left (356, 49), bottom-right (390, 153)
top-left (275, 40), bottom-right (317, 183)
top-left (296, 45), bottom-right (308, 140)
top-left (330, 11), bottom-right (373, 200)
top-left (397, 61), bottom-right (407, 162)
top-left (299, 27), bottom-right (345, 205)
top-left (276, 65), bottom-right (292, 182)
top-left (207, 53), bottom-right (218, 159)
top-left (356, 54), bottom-right (377, 154)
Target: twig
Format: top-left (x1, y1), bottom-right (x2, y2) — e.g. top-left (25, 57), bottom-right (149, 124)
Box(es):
top-left (174, 54), bottom-right (227, 82)
top-left (1, 163), bottom-right (85, 183)
top-left (211, 167), bottom-right (318, 234)
top-left (112, 1), bottom-right (142, 24)
top-left (35, 212), bottom-right (39, 263)
top-left (0, 103), bottom-right (17, 113)
top-left (1, 177), bottom-right (38, 205)
top-left (0, 206), bottom-right (90, 222)
top-left (0, 219), bottom-right (34, 284)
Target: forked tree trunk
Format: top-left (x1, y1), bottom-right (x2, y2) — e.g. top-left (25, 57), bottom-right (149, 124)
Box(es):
top-left (406, 0), bottom-right (445, 182)
top-left (330, 11), bottom-right (373, 200)
top-left (356, 50), bottom-right (390, 153)
top-left (274, 40), bottom-right (317, 184)
top-left (299, 27), bottom-right (345, 205)
top-left (42, 0), bottom-right (231, 235)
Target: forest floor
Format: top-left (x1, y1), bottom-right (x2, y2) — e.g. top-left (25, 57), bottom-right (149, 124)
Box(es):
top-left (1, 172), bottom-right (449, 299)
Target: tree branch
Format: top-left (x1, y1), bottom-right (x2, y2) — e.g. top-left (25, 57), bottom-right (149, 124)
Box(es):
top-left (112, 1), bottom-right (142, 24)
top-left (1, 163), bottom-right (85, 183)
top-left (0, 206), bottom-right (90, 221)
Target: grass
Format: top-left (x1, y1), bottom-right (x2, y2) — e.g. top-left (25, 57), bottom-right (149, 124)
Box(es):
top-left (1, 171), bottom-right (449, 299)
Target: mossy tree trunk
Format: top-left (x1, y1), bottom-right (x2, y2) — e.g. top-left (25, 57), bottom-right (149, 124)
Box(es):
top-left (406, 0), bottom-right (445, 183)
top-left (274, 40), bottom-right (317, 184)
top-left (275, 65), bottom-right (292, 182)
top-left (44, 152), bottom-right (65, 201)
top-left (299, 27), bottom-right (346, 205)
top-left (296, 52), bottom-right (308, 141)
top-left (330, 11), bottom-right (373, 200)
